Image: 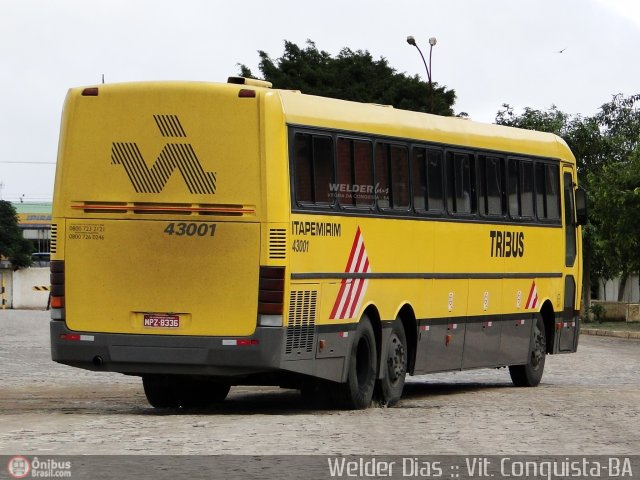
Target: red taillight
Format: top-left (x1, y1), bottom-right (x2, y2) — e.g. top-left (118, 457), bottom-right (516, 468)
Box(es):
top-left (51, 296), bottom-right (65, 308)
top-left (238, 89), bottom-right (256, 98)
top-left (258, 266), bottom-right (284, 315)
top-left (60, 334), bottom-right (80, 341)
top-left (50, 260), bottom-right (65, 316)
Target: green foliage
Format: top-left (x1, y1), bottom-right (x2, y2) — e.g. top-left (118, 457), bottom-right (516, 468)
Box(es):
top-left (495, 104), bottom-right (605, 179)
top-left (239, 40), bottom-right (456, 116)
top-left (496, 95), bottom-right (640, 302)
top-left (587, 303), bottom-right (606, 323)
top-left (588, 150), bottom-right (640, 280)
top-left (586, 94), bottom-right (640, 292)
top-left (0, 200), bottom-right (33, 268)
top-left (495, 104), bottom-right (570, 135)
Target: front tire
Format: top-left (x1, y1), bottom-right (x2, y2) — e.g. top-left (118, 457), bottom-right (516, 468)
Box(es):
top-left (330, 316), bottom-right (377, 409)
top-left (509, 315), bottom-right (546, 387)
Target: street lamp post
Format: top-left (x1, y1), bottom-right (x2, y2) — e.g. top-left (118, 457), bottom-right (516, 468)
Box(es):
top-left (407, 35), bottom-right (437, 111)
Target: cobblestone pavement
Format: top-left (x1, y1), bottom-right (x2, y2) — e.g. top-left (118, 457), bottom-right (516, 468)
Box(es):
top-left (0, 310), bottom-right (638, 455)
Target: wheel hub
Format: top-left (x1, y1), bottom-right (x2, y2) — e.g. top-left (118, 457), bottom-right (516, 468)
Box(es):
top-left (387, 335), bottom-right (406, 383)
top-left (531, 324), bottom-right (546, 368)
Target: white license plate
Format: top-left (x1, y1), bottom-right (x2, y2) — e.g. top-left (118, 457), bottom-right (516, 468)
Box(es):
top-left (143, 314), bottom-right (180, 328)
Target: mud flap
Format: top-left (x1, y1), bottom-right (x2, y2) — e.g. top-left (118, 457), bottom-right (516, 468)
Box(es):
top-left (556, 275), bottom-right (580, 353)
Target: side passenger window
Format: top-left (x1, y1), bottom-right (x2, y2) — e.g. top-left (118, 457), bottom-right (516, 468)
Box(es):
top-left (536, 163), bottom-right (561, 221)
top-left (508, 158), bottom-right (534, 219)
top-left (479, 156), bottom-right (505, 216)
top-left (446, 152), bottom-right (475, 214)
top-left (294, 133), bottom-right (335, 206)
top-left (412, 147), bottom-right (444, 213)
top-left (375, 143), bottom-right (410, 210)
top-left (337, 138), bottom-right (374, 208)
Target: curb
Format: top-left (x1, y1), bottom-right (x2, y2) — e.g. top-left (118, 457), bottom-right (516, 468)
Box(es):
top-left (582, 328), bottom-right (640, 340)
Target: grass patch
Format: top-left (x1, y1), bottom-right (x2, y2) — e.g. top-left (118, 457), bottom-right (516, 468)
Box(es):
top-left (582, 321), bottom-right (640, 332)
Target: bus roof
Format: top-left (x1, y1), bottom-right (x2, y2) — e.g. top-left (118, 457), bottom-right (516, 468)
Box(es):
top-left (64, 79), bottom-right (575, 163)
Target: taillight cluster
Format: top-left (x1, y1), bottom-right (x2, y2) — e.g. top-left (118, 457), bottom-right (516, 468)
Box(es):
top-left (50, 260), bottom-right (65, 316)
top-left (258, 266), bottom-right (284, 315)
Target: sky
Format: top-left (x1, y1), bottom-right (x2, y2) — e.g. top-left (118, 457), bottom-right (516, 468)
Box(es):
top-left (2, 0), bottom-right (640, 203)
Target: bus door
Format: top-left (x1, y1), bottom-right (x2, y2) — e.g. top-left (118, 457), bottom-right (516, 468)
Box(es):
top-left (559, 168), bottom-right (579, 352)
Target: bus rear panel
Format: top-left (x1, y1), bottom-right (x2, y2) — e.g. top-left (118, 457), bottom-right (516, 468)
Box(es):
top-left (51, 81), bottom-right (287, 378)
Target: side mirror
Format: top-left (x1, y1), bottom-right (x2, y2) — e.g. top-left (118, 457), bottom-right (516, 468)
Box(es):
top-left (575, 187), bottom-right (588, 226)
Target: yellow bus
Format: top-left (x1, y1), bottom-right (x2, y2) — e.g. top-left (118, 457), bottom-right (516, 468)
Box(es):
top-left (50, 77), bottom-right (586, 409)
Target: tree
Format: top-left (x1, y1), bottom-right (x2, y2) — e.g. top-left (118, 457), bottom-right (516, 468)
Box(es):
top-left (0, 200), bottom-right (32, 268)
top-left (495, 104), bottom-right (570, 135)
top-left (495, 104), bottom-right (604, 168)
top-left (239, 40), bottom-right (457, 116)
top-left (587, 94), bottom-right (640, 301)
top-left (496, 104), bottom-right (600, 311)
top-left (588, 153), bottom-right (640, 300)
top-left (496, 95), bottom-right (640, 306)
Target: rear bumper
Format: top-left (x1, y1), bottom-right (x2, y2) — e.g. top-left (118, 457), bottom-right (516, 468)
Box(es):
top-left (50, 320), bottom-right (284, 377)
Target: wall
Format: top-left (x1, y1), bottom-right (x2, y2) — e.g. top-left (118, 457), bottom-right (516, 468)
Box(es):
top-left (590, 300), bottom-right (640, 322)
top-left (11, 267), bottom-right (50, 310)
top-left (0, 269), bottom-right (13, 309)
top-left (598, 274), bottom-right (640, 303)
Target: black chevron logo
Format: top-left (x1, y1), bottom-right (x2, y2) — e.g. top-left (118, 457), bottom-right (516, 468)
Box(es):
top-left (111, 116), bottom-right (216, 194)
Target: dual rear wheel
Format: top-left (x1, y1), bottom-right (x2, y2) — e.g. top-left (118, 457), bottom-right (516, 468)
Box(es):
top-left (329, 315), bottom-right (408, 409)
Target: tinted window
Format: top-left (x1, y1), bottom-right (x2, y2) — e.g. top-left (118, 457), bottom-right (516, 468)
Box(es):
top-left (520, 161), bottom-right (534, 217)
top-left (354, 141), bottom-right (374, 207)
top-left (546, 164), bottom-right (561, 220)
top-left (427, 150), bottom-right (444, 212)
top-left (447, 152), bottom-right (475, 214)
top-left (294, 133), bottom-right (334, 205)
top-left (535, 163), bottom-right (546, 217)
top-left (412, 148), bottom-right (427, 211)
top-left (294, 133), bottom-right (313, 203)
top-left (508, 158), bottom-right (534, 219)
top-left (535, 163), bottom-right (561, 221)
top-left (479, 156), bottom-right (504, 216)
top-left (337, 138), bottom-right (374, 207)
top-left (391, 145), bottom-right (410, 209)
top-left (292, 127), bottom-right (563, 226)
top-left (508, 159), bottom-right (519, 217)
top-left (375, 143), bottom-right (409, 210)
top-left (375, 144), bottom-right (391, 209)
top-left (413, 147), bottom-right (444, 213)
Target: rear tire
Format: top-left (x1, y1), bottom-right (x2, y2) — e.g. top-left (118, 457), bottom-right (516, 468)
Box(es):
top-left (178, 378), bottom-right (230, 408)
top-left (375, 319), bottom-right (407, 407)
top-left (330, 316), bottom-right (377, 409)
top-left (509, 315), bottom-right (546, 387)
top-left (300, 379), bottom-right (331, 408)
top-left (142, 375), bottom-right (230, 408)
top-left (142, 375), bottom-right (180, 408)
